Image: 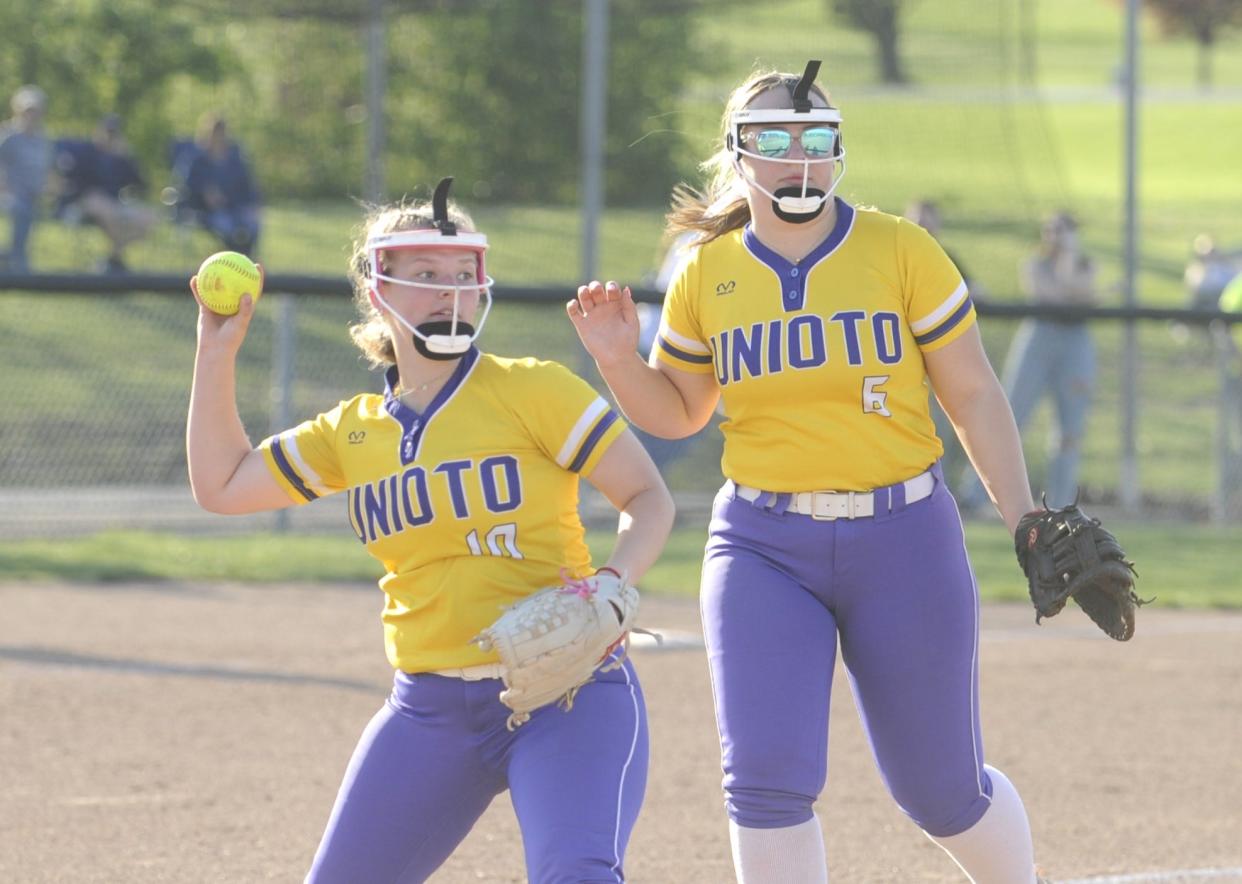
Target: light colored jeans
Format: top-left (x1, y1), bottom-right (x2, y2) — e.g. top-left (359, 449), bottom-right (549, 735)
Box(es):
top-left (959, 319), bottom-right (1095, 509)
top-left (7, 191), bottom-right (38, 270)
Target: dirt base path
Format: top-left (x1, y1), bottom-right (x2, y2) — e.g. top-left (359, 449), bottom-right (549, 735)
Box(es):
top-left (2, 581), bottom-right (1239, 883)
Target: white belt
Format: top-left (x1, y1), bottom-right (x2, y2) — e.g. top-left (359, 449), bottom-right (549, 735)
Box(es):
top-left (734, 468), bottom-right (935, 521)
top-left (430, 663), bottom-right (505, 681)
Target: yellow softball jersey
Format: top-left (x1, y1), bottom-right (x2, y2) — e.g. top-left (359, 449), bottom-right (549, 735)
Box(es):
top-left (655, 199), bottom-right (974, 492)
top-left (259, 349), bottom-right (626, 672)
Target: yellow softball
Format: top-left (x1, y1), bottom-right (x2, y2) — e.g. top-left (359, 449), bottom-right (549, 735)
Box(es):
top-left (195, 251), bottom-right (262, 316)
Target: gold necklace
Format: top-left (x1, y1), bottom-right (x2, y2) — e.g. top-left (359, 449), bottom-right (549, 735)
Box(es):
top-left (398, 366), bottom-right (456, 400)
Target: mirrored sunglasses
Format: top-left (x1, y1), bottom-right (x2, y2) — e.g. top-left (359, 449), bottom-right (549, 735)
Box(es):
top-left (747, 126), bottom-right (839, 159)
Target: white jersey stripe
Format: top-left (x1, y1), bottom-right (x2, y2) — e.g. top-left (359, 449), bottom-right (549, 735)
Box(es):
top-left (283, 434), bottom-right (331, 496)
top-left (556, 397), bottom-right (610, 469)
top-left (658, 322), bottom-right (711, 354)
top-left (909, 280), bottom-right (969, 335)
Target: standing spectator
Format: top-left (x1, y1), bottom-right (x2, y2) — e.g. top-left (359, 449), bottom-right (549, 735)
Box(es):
top-left (178, 113), bottom-right (261, 256)
top-left (1217, 274), bottom-right (1242, 456)
top-left (0, 85), bottom-right (51, 271)
top-left (1222, 272), bottom-right (1242, 322)
top-left (905, 199), bottom-right (986, 493)
top-left (960, 211), bottom-right (1098, 512)
top-left (75, 114), bottom-right (156, 272)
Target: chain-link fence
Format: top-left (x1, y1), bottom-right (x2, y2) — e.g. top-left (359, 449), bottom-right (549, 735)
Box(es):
top-left (2, 285), bottom-right (1238, 539)
top-left (4, 0), bottom-right (1241, 536)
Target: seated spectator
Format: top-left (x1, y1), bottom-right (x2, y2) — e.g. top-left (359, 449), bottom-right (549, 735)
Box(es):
top-left (175, 113), bottom-right (261, 256)
top-left (0, 85), bottom-right (52, 271)
top-left (63, 114), bottom-right (156, 272)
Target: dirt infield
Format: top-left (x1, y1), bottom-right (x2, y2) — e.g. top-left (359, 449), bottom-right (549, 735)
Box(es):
top-left (2, 580), bottom-right (1240, 883)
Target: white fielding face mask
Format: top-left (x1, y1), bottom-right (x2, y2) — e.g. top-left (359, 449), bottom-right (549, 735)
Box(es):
top-left (365, 176), bottom-right (495, 360)
top-left (728, 60), bottom-right (846, 223)
top-left (367, 228), bottom-right (494, 359)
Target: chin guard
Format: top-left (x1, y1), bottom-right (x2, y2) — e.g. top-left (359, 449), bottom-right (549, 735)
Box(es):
top-left (772, 186), bottom-right (828, 223)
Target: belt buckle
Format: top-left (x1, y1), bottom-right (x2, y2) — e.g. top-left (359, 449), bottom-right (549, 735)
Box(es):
top-left (810, 490), bottom-right (851, 521)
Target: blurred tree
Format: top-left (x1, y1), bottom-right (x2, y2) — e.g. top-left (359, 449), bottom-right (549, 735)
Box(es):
top-left (232, 18), bottom-right (365, 199)
top-left (388, 0), bottom-right (706, 205)
top-left (4, 0), bottom-right (717, 202)
top-left (1139, 0), bottom-right (1242, 88)
top-left (0, 0), bottom-right (227, 172)
top-left (829, 0), bottom-right (909, 84)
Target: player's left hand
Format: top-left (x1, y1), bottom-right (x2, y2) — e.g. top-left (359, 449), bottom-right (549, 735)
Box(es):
top-left (567, 280), bottom-right (641, 367)
top-left (1015, 503), bottom-right (1148, 640)
top-left (472, 569), bottom-right (639, 729)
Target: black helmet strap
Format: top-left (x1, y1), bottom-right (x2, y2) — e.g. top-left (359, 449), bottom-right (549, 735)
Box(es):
top-left (431, 176), bottom-right (457, 235)
top-left (791, 60), bottom-right (822, 113)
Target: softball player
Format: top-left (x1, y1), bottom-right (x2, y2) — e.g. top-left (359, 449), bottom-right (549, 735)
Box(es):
top-left (569, 63), bottom-right (1044, 882)
top-left (186, 181), bottom-right (674, 883)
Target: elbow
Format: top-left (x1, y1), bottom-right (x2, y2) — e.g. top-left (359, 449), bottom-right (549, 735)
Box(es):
top-left (190, 487), bottom-right (226, 515)
top-left (626, 477), bottom-right (676, 532)
top-left (645, 411), bottom-right (709, 441)
top-left (189, 482), bottom-right (235, 515)
top-left (647, 425), bottom-right (692, 441)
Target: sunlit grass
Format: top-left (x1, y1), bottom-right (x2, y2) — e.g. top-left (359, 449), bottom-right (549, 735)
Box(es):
top-left (0, 521), bottom-right (1236, 607)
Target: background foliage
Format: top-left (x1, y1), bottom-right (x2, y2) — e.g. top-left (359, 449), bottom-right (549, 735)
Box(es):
top-left (2, 0), bottom-right (716, 203)
top-left (3, 0), bottom-right (1242, 554)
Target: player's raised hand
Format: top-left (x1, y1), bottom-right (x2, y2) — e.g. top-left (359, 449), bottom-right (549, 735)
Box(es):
top-left (190, 264), bottom-right (263, 357)
top-left (567, 280), bottom-right (640, 366)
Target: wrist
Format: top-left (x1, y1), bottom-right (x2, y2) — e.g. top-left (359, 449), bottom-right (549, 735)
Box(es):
top-left (595, 566), bottom-right (623, 579)
top-left (1012, 507), bottom-right (1043, 532)
top-left (196, 345), bottom-right (240, 368)
top-left (594, 348), bottom-right (642, 373)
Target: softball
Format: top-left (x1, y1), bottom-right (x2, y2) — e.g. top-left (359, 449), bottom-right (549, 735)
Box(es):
top-left (195, 251), bottom-right (262, 316)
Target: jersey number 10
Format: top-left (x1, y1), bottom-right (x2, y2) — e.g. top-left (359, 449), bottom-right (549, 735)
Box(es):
top-left (464, 523), bottom-right (524, 559)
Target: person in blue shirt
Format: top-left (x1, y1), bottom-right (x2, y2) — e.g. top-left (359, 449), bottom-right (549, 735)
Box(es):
top-left (0, 86), bottom-right (52, 271)
top-left (72, 114), bottom-right (156, 273)
top-left (179, 113), bottom-right (261, 257)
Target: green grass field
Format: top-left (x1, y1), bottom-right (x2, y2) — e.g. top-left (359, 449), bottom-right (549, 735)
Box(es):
top-left (1, 520), bottom-right (1237, 608)
top-left (3, 3), bottom-right (1240, 583)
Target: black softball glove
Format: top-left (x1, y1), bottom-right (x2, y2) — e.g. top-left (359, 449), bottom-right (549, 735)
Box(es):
top-left (1015, 504), bottom-right (1146, 640)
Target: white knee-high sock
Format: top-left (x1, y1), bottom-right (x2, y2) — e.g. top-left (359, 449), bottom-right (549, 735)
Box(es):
top-left (928, 765), bottom-right (1036, 884)
top-left (729, 815), bottom-right (828, 884)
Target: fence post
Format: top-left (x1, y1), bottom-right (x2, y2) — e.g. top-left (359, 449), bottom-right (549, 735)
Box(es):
top-left (1118, 0), bottom-right (1142, 512)
top-left (270, 292), bottom-right (296, 533)
top-left (577, 0), bottom-right (609, 382)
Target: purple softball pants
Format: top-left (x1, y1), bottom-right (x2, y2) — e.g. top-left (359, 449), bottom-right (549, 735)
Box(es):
top-left (305, 657), bottom-right (647, 883)
top-left (701, 464), bottom-right (993, 838)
